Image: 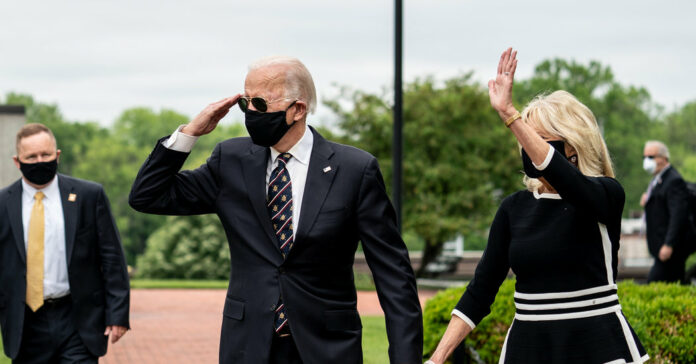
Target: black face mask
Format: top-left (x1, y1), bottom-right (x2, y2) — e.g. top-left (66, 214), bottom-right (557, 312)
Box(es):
top-left (20, 159), bottom-right (58, 185)
top-left (244, 101), bottom-right (297, 147)
top-left (521, 140), bottom-right (571, 178)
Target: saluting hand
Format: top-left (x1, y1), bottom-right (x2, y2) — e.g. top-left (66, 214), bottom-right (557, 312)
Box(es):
top-left (181, 95), bottom-right (241, 136)
top-left (488, 47), bottom-right (518, 119)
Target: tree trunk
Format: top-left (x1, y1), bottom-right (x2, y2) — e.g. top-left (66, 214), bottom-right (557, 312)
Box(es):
top-left (416, 239), bottom-right (443, 278)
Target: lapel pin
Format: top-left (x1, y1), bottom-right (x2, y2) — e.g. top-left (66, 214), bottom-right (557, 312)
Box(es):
top-left (323, 166), bottom-right (332, 173)
top-left (68, 193), bottom-right (77, 202)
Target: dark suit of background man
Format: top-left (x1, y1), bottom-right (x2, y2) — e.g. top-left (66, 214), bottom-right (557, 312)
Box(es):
top-left (129, 56), bottom-right (423, 364)
top-left (641, 140), bottom-right (695, 283)
top-left (0, 123), bottom-right (130, 363)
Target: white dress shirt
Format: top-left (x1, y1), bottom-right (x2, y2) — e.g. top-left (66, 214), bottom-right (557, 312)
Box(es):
top-left (22, 176), bottom-right (70, 299)
top-left (164, 125), bottom-right (314, 237)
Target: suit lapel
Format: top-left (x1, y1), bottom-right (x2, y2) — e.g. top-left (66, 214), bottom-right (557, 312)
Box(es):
top-left (296, 128), bottom-right (338, 243)
top-left (241, 144), bottom-right (283, 259)
top-left (58, 175), bottom-right (78, 266)
top-left (646, 166), bottom-right (670, 205)
top-left (7, 180), bottom-right (26, 263)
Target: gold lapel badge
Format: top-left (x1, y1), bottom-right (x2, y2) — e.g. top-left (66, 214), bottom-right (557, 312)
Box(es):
top-left (68, 193), bottom-right (77, 202)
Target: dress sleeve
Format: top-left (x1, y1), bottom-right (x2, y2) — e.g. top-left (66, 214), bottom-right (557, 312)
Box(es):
top-left (535, 149), bottom-right (625, 224)
top-left (453, 198), bottom-right (511, 327)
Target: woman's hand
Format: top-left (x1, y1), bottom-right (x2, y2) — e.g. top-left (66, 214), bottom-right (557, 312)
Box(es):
top-left (488, 47), bottom-right (518, 120)
top-left (427, 315), bottom-right (474, 364)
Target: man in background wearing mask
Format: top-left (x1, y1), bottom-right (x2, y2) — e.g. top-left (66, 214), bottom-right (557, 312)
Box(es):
top-left (129, 56), bottom-right (422, 364)
top-left (0, 123), bottom-right (130, 362)
top-left (641, 140), bottom-right (694, 283)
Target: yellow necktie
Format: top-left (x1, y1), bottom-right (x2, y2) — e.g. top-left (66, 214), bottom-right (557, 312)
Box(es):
top-left (26, 191), bottom-right (45, 312)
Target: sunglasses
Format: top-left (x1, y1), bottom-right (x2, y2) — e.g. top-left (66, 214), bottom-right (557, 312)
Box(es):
top-left (238, 96), bottom-right (295, 112)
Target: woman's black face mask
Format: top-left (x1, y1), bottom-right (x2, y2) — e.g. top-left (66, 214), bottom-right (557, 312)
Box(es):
top-left (521, 140), bottom-right (577, 178)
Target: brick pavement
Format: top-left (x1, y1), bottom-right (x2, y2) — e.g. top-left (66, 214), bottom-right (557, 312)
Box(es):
top-left (100, 289), bottom-right (437, 364)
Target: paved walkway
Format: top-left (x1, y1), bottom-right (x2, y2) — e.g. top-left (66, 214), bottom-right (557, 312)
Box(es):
top-left (100, 289), bottom-right (437, 364)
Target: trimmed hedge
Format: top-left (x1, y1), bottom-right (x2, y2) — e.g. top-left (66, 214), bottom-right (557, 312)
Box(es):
top-left (423, 280), bottom-right (696, 363)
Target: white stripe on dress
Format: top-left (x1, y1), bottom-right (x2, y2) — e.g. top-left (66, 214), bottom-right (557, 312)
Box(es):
top-left (514, 294), bottom-right (619, 311)
top-left (514, 284), bottom-right (617, 300)
top-left (615, 311), bottom-right (645, 363)
top-left (598, 222), bottom-right (614, 284)
top-left (514, 304), bottom-right (622, 321)
top-left (498, 320), bottom-right (514, 364)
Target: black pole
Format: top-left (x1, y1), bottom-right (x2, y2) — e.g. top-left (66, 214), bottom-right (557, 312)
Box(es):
top-left (393, 0), bottom-right (403, 231)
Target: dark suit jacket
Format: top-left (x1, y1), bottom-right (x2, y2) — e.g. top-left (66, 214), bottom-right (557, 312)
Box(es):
top-left (0, 174), bottom-right (130, 359)
top-left (645, 165), bottom-right (695, 258)
top-left (129, 127), bottom-right (423, 364)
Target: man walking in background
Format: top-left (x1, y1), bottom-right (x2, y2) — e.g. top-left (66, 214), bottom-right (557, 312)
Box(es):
top-left (0, 123), bottom-right (130, 363)
top-left (129, 56), bottom-right (422, 363)
top-left (641, 140), bottom-right (695, 283)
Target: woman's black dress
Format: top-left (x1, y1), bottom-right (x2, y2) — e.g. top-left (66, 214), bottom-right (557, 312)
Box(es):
top-left (453, 148), bottom-right (648, 363)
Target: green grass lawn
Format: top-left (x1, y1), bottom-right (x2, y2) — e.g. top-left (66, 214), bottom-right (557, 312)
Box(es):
top-left (0, 337), bottom-right (7, 364)
top-left (362, 315), bottom-right (390, 363)
top-left (0, 316), bottom-right (390, 363)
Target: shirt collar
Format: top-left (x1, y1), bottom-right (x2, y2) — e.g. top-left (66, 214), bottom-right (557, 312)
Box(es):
top-left (270, 125), bottom-right (313, 165)
top-left (532, 189), bottom-right (561, 200)
top-left (22, 175), bottom-right (60, 201)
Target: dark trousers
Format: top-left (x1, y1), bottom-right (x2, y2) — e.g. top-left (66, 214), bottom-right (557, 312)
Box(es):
top-left (648, 255), bottom-right (688, 284)
top-left (269, 334), bottom-right (303, 364)
top-left (14, 296), bottom-right (97, 364)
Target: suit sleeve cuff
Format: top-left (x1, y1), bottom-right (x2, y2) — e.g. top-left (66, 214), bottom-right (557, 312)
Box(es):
top-left (162, 125), bottom-right (198, 152)
top-left (451, 309), bottom-right (476, 329)
top-left (532, 146), bottom-right (555, 170)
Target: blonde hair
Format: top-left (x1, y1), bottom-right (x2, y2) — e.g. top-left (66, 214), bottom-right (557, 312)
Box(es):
top-left (520, 90), bottom-right (614, 192)
top-left (248, 56), bottom-right (317, 114)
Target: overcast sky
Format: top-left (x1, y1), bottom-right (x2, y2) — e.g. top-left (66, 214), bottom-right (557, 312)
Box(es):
top-left (1, 0), bottom-right (694, 127)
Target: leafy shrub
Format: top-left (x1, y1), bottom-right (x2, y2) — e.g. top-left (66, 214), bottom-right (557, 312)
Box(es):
top-left (136, 215), bottom-right (230, 279)
top-left (423, 280), bottom-right (696, 363)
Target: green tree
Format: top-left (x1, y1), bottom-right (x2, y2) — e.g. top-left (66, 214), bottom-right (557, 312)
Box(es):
top-left (663, 100), bottom-right (696, 181)
top-left (326, 74), bottom-right (521, 276)
top-left (113, 107), bottom-right (189, 149)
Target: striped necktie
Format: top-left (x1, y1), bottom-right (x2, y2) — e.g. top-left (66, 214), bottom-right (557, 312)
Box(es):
top-left (267, 152), bottom-right (294, 333)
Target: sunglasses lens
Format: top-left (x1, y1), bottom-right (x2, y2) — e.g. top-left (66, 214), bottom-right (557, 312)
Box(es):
top-left (238, 98), bottom-right (248, 112)
top-left (251, 97), bottom-right (267, 112)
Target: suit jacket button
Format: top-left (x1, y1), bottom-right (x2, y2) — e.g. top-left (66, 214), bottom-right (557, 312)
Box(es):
top-left (278, 267), bottom-right (285, 274)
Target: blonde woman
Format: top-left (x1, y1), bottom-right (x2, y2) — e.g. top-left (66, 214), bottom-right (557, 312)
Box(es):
top-left (426, 48), bottom-right (648, 364)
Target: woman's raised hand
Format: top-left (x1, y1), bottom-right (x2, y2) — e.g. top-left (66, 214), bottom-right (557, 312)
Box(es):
top-left (488, 47), bottom-right (518, 118)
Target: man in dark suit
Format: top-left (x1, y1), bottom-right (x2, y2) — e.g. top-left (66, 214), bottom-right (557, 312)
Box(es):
top-left (641, 140), bottom-right (695, 283)
top-left (129, 56), bottom-right (422, 363)
top-left (0, 123), bottom-right (130, 363)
